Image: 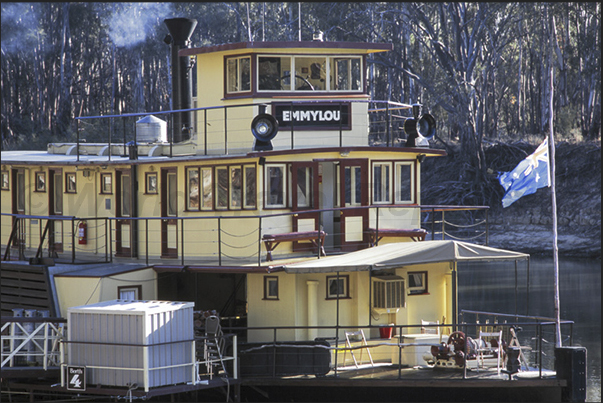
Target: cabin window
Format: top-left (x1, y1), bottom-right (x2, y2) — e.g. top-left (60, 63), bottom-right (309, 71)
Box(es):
top-left (295, 166), bottom-right (313, 208)
top-left (216, 167), bottom-right (229, 210)
top-left (244, 165), bottom-right (257, 209)
top-left (373, 276), bottom-right (405, 310)
top-left (344, 166), bottom-right (362, 206)
top-left (372, 162), bottom-right (391, 204)
top-left (263, 276), bottom-right (279, 300)
top-left (265, 164), bottom-right (286, 208)
top-left (65, 173), bottom-right (76, 193)
top-left (145, 172), bottom-right (158, 194)
top-left (118, 285), bottom-right (141, 300)
top-left (167, 172), bottom-right (177, 216)
top-left (121, 174), bottom-right (132, 217)
top-left (201, 168), bottom-right (214, 209)
top-left (226, 56), bottom-right (251, 93)
top-left (100, 173), bottom-right (112, 194)
top-left (35, 172), bottom-right (46, 192)
top-left (395, 162), bottom-right (414, 203)
top-left (408, 271), bottom-right (428, 295)
top-left (326, 275), bottom-right (349, 299)
top-left (187, 165), bottom-right (255, 211)
top-left (1, 171), bottom-right (9, 190)
top-left (187, 168), bottom-right (200, 209)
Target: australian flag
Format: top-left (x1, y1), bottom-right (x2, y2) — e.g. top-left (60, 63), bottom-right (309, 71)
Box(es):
top-left (498, 139), bottom-right (551, 208)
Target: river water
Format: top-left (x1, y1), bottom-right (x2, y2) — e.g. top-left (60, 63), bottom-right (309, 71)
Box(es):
top-left (458, 255), bottom-right (601, 402)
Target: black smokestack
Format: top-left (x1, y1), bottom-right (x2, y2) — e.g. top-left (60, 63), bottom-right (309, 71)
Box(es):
top-left (164, 18), bottom-right (197, 143)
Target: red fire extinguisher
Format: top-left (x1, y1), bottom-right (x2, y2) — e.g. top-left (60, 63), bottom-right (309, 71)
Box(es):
top-left (78, 221), bottom-right (87, 245)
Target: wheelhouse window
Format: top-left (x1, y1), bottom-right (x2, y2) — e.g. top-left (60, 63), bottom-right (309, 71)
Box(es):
top-left (326, 275), bottom-right (349, 299)
top-left (256, 55), bottom-right (363, 93)
top-left (226, 55), bottom-right (251, 94)
top-left (408, 271), bottom-right (427, 295)
top-left (372, 162), bottom-right (391, 204)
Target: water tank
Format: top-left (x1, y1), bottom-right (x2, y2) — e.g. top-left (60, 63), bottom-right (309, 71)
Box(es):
top-left (67, 300), bottom-right (194, 391)
top-left (136, 115), bottom-right (167, 143)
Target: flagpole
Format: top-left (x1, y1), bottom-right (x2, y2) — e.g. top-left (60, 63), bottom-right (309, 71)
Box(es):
top-left (548, 25), bottom-right (561, 348)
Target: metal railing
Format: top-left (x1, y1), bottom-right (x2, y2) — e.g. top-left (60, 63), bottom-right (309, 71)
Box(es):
top-left (1, 205), bottom-right (489, 265)
top-left (229, 317), bottom-right (574, 380)
top-left (1, 316), bottom-right (66, 370)
top-left (73, 100), bottom-right (416, 158)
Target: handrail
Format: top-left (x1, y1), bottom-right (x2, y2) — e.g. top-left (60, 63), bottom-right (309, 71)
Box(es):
top-left (71, 99), bottom-right (421, 159)
top-left (227, 319), bottom-right (572, 380)
top-left (1, 205), bottom-right (489, 264)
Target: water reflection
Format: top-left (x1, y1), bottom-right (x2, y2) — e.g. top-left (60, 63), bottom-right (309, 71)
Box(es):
top-left (458, 256), bottom-right (601, 402)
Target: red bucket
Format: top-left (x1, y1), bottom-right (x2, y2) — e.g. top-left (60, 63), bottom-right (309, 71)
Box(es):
top-left (379, 326), bottom-right (393, 339)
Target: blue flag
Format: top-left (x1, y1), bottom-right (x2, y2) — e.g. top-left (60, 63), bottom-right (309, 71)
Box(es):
top-left (498, 139), bottom-right (551, 208)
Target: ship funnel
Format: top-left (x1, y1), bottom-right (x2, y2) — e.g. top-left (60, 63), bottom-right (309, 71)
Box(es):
top-left (164, 18), bottom-right (197, 143)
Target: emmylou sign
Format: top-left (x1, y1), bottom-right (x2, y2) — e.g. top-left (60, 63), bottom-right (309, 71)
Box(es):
top-left (273, 103), bottom-right (351, 130)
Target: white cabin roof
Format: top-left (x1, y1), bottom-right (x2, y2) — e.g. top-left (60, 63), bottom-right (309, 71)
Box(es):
top-left (279, 240), bottom-right (529, 273)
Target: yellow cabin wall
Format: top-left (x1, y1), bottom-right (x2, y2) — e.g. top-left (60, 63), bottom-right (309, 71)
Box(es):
top-left (54, 268), bottom-right (157, 317)
top-left (247, 262), bottom-right (453, 343)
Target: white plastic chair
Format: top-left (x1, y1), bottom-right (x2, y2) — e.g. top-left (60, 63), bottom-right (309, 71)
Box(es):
top-left (476, 330), bottom-right (503, 374)
top-left (343, 330), bottom-right (374, 368)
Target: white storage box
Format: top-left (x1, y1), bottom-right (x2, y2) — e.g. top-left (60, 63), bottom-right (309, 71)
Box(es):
top-left (67, 300), bottom-right (194, 391)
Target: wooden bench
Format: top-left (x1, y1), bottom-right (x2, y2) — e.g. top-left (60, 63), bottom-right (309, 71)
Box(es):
top-left (366, 228), bottom-right (427, 247)
top-left (262, 230), bottom-right (327, 261)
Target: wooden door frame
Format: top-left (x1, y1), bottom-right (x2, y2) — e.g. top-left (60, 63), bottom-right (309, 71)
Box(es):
top-left (338, 159), bottom-right (369, 251)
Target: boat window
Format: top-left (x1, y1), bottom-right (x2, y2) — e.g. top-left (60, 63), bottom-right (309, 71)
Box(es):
top-left (244, 165), bottom-right (256, 209)
top-left (167, 172), bottom-right (177, 216)
top-left (395, 162), bottom-right (415, 204)
top-left (216, 167), bottom-right (229, 210)
top-left (296, 166), bottom-right (313, 208)
top-left (1, 171), bottom-right (8, 190)
top-left (230, 166), bottom-right (242, 209)
top-left (187, 165), bottom-right (255, 211)
top-left (344, 166), bottom-right (362, 206)
top-left (226, 55), bottom-right (251, 93)
top-left (263, 276), bottom-right (279, 300)
top-left (65, 172), bottom-right (77, 194)
top-left (326, 275), bottom-right (349, 299)
top-left (408, 271), bottom-right (428, 295)
top-left (100, 173), bottom-right (112, 194)
top-left (265, 164), bottom-right (286, 208)
top-left (187, 168), bottom-right (200, 210)
top-left (372, 162), bottom-right (391, 204)
top-left (121, 174), bottom-right (131, 217)
top-left (373, 276), bottom-right (405, 309)
top-left (330, 57), bottom-right (362, 91)
top-left (118, 285), bottom-right (141, 300)
top-left (258, 56), bottom-right (291, 90)
top-left (256, 55), bottom-right (362, 93)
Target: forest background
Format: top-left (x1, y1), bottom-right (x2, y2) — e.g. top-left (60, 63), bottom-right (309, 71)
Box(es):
top-left (1, 2), bottom-right (600, 255)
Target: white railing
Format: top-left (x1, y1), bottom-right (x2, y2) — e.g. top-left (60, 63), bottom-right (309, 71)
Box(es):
top-left (1, 320), bottom-right (65, 370)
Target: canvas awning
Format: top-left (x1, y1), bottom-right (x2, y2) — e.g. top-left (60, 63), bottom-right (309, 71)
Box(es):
top-left (278, 240), bottom-right (529, 273)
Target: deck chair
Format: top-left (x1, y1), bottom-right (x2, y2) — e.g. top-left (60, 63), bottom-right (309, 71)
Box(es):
top-left (204, 315), bottom-right (227, 377)
top-left (476, 330), bottom-right (503, 374)
top-left (343, 330), bottom-right (374, 368)
top-left (421, 320), bottom-right (440, 335)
